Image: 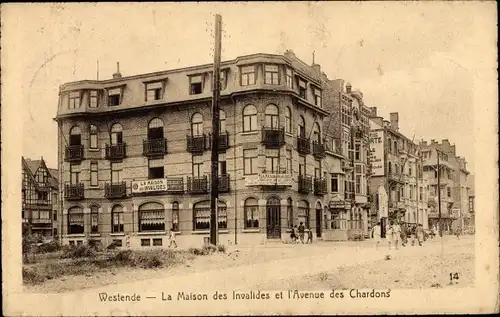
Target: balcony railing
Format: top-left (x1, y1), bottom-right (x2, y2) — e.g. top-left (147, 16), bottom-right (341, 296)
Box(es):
top-left (105, 182), bottom-right (127, 199)
top-left (105, 143), bottom-right (127, 160)
top-left (187, 176), bottom-right (208, 194)
top-left (65, 145), bottom-right (84, 162)
top-left (218, 174), bottom-right (230, 193)
top-left (312, 141), bottom-right (326, 159)
top-left (387, 172), bottom-right (403, 182)
top-left (314, 177), bottom-right (327, 196)
top-left (187, 134), bottom-right (209, 153)
top-left (298, 175), bottom-right (313, 194)
top-left (143, 138), bottom-right (167, 156)
top-left (297, 137), bottom-right (311, 155)
top-left (218, 131), bottom-right (230, 151)
top-left (262, 127), bottom-right (285, 149)
top-left (64, 183), bottom-right (84, 200)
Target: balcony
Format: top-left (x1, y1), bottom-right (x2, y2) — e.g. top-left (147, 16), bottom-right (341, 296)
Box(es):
top-left (187, 134), bottom-right (209, 153)
top-left (312, 141), bottom-right (326, 159)
top-left (187, 176), bottom-right (208, 194)
top-left (298, 175), bottom-right (313, 194)
top-left (389, 201), bottom-right (406, 210)
top-left (387, 172), bottom-right (403, 183)
top-left (143, 138), bottom-right (167, 157)
top-left (64, 183), bottom-right (84, 200)
top-left (65, 145), bottom-right (84, 162)
top-left (218, 131), bottom-right (230, 151)
top-left (105, 143), bottom-right (126, 160)
top-left (166, 178), bottom-right (184, 193)
top-left (218, 174), bottom-right (230, 193)
top-left (262, 127), bottom-right (285, 149)
top-left (105, 182), bottom-right (127, 199)
top-left (314, 177), bottom-right (327, 196)
top-left (296, 137), bottom-right (311, 155)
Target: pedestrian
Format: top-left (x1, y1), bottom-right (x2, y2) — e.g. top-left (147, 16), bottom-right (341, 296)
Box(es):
top-left (400, 223), bottom-right (408, 247)
top-left (306, 227), bottom-right (313, 244)
top-left (455, 227), bottom-right (461, 239)
top-left (168, 227), bottom-right (178, 248)
top-left (298, 222), bottom-right (305, 244)
top-left (290, 225), bottom-right (297, 244)
top-left (392, 221), bottom-right (401, 250)
top-left (416, 224), bottom-right (425, 246)
top-left (410, 225), bottom-right (417, 246)
top-left (371, 221), bottom-right (382, 250)
top-left (386, 221), bottom-right (394, 250)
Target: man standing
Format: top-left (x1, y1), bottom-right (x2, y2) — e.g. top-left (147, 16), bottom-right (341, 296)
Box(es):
top-left (168, 227), bottom-right (178, 248)
top-left (298, 222), bottom-right (305, 244)
top-left (416, 224), bottom-right (425, 246)
top-left (371, 221), bottom-right (382, 250)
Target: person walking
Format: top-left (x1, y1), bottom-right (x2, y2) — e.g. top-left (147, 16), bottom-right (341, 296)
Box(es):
top-left (386, 221), bottom-right (394, 250)
top-left (416, 224), bottom-right (425, 246)
top-left (290, 225), bottom-right (298, 244)
top-left (400, 223), bottom-right (408, 247)
top-left (371, 221), bottom-right (382, 250)
top-left (168, 227), bottom-right (178, 248)
top-left (306, 227), bottom-right (313, 244)
top-left (298, 222), bottom-right (305, 244)
top-left (392, 221), bottom-right (402, 250)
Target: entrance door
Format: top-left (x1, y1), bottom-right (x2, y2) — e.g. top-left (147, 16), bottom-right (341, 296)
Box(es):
top-left (316, 204), bottom-right (322, 237)
top-left (266, 197), bottom-right (281, 239)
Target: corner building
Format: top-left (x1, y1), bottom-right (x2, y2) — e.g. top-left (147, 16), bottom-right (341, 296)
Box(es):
top-left (56, 52), bottom-right (336, 248)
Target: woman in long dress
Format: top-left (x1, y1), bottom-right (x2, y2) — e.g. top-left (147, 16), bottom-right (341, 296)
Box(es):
top-left (386, 221), bottom-right (394, 250)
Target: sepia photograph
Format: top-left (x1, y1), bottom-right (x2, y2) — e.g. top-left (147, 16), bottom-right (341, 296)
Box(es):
top-left (1, 2), bottom-right (498, 316)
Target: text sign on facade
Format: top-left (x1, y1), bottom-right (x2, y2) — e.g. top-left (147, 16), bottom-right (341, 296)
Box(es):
top-left (245, 174), bottom-right (293, 187)
top-left (132, 179), bottom-right (168, 193)
top-left (369, 130), bottom-right (385, 176)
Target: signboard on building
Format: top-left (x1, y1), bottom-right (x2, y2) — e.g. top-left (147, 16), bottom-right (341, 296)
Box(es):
top-left (369, 130), bottom-right (385, 176)
top-left (245, 174), bottom-right (293, 187)
top-left (132, 179), bottom-right (168, 194)
top-left (378, 186), bottom-right (388, 219)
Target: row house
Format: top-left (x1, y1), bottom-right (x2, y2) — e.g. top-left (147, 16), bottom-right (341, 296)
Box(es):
top-left (22, 157), bottom-right (59, 239)
top-left (56, 51), bottom-right (340, 248)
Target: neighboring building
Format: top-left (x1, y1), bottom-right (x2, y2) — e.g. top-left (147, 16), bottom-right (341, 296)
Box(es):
top-left (368, 111), bottom-right (429, 229)
top-left (22, 157), bottom-right (59, 239)
top-left (468, 174), bottom-right (475, 232)
top-left (453, 156), bottom-right (471, 230)
top-left (55, 51), bottom-right (341, 248)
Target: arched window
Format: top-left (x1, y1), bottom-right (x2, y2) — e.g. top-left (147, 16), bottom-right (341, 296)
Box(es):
top-left (313, 122), bottom-right (321, 143)
top-left (395, 164), bottom-right (399, 175)
top-left (243, 105), bottom-right (257, 132)
top-left (297, 200), bottom-right (310, 229)
top-left (90, 205), bottom-right (99, 233)
top-left (220, 110), bottom-right (226, 132)
top-left (287, 198), bottom-right (293, 228)
top-left (388, 162), bottom-right (392, 174)
top-left (139, 202), bottom-right (165, 232)
top-left (285, 107), bottom-right (292, 134)
top-left (172, 202), bottom-right (180, 231)
top-left (265, 104), bottom-right (279, 128)
top-left (148, 118), bottom-right (164, 139)
top-left (193, 200), bottom-right (227, 230)
top-left (67, 206), bottom-right (84, 234)
top-left (110, 123), bottom-right (123, 145)
top-left (191, 113), bottom-right (203, 136)
top-left (111, 205), bottom-right (124, 233)
top-left (69, 126), bottom-right (81, 146)
top-left (393, 140), bottom-right (398, 153)
top-left (89, 124), bottom-right (98, 149)
top-left (244, 197), bottom-right (259, 229)
top-left (298, 116), bottom-right (306, 138)
top-left (388, 138), bottom-right (392, 153)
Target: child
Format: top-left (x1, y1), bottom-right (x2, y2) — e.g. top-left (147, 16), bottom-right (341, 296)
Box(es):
top-left (169, 227), bottom-right (178, 248)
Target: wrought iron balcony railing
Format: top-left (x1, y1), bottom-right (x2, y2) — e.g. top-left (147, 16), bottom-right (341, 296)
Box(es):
top-left (187, 176), bottom-right (208, 194)
top-left (65, 145), bottom-right (84, 162)
top-left (218, 131), bottom-right (230, 151)
top-left (314, 177), bottom-right (327, 196)
top-left (64, 183), bottom-right (84, 200)
top-left (298, 175), bottom-right (313, 194)
top-left (105, 143), bottom-right (127, 160)
top-left (187, 134), bottom-right (209, 153)
top-left (262, 127), bottom-right (285, 149)
top-left (105, 182), bottom-right (127, 199)
top-left (312, 141), bottom-right (326, 159)
top-left (143, 138), bottom-right (167, 156)
top-left (297, 136), bottom-right (311, 155)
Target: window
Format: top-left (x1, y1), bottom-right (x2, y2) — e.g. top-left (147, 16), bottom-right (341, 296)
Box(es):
top-left (172, 202), bottom-right (180, 231)
top-left (69, 126), bottom-right (82, 146)
top-left (90, 205), bottom-right (99, 233)
top-left (355, 175), bottom-right (361, 194)
top-left (53, 211), bottom-right (57, 221)
top-left (189, 75), bottom-right (203, 95)
top-left (299, 155), bottom-right (306, 176)
top-left (264, 65), bottom-right (279, 84)
top-left (191, 113), bottom-right (203, 136)
top-left (68, 91), bottom-right (81, 109)
top-left (192, 155), bottom-right (203, 177)
top-left (298, 79), bottom-right (307, 98)
top-left (218, 202), bottom-right (228, 229)
top-left (244, 197), bottom-right (259, 228)
top-left (110, 123), bottom-right (123, 145)
top-left (89, 124), bottom-right (98, 149)
top-left (141, 239), bottom-right (151, 246)
top-left (219, 110), bottom-right (226, 132)
top-left (139, 202), bottom-right (165, 232)
top-left (90, 162), bottom-right (98, 186)
top-left (298, 116), bottom-right (306, 138)
top-left (242, 105), bottom-right (257, 132)
top-left (148, 118), bottom-right (164, 139)
top-left (314, 88), bottom-right (322, 107)
top-left (265, 104), bottom-right (279, 128)
top-left (313, 123), bottom-right (321, 143)
top-left (69, 241), bottom-right (75, 246)
top-left (113, 239), bottom-right (123, 247)
top-left (243, 149), bottom-right (258, 175)
top-left (111, 162), bottom-right (122, 184)
top-left (89, 90), bottom-right (98, 108)
top-left (297, 200), bottom-right (310, 229)
top-left (70, 164), bottom-right (80, 184)
top-left (146, 82), bottom-right (163, 101)
top-left (355, 144), bottom-right (360, 161)
top-left (265, 149), bottom-right (279, 173)
top-left (111, 205), bottom-right (124, 233)
top-left (148, 158), bottom-right (164, 179)
top-left (287, 198), bottom-right (293, 228)
top-left (153, 238), bottom-right (163, 246)
top-left (240, 65), bottom-right (256, 86)
top-left (447, 187), bottom-right (451, 198)
top-left (219, 153), bottom-right (227, 175)
top-left (107, 88), bottom-right (121, 106)
top-left (68, 206), bottom-right (84, 234)
top-left (331, 174), bottom-right (339, 192)
top-left (285, 68), bottom-right (293, 88)
top-left (193, 200), bottom-right (227, 230)
top-left (286, 149), bottom-right (292, 174)
top-left (285, 107), bottom-right (292, 134)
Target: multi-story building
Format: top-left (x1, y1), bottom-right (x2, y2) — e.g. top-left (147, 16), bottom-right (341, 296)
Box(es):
top-left (468, 174), bottom-right (475, 232)
top-left (368, 111), bottom-right (429, 229)
top-left (55, 51), bottom-right (343, 248)
top-left (22, 157), bottom-right (59, 239)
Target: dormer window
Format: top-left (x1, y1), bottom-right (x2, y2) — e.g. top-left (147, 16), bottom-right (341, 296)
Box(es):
top-left (190, 75), bottom-right (203, 95)
top-left (146, 82), bottom-right (163, 101)
top-left (298, 79), bottom-right (307, 99)
top-left (314, 88), bottom-right (322, 107)
top-left (89, 90), bottom-right (99, 108)
top-left (68, 91), bottom-right (81, 109)
top-left (240, 65), bottom-right (256, 86)
top-left (264, 65), bottom-right (279, 85)
top-left (107, 88), bottom-right (121, 107)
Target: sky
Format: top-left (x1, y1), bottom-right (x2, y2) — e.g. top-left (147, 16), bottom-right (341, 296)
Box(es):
top-left (3, 2), bottom-right (496, 172)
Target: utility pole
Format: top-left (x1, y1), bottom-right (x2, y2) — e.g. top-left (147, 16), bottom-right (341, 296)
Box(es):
top-left (210, 14), bottom-right (222, 246)
top-left (437, 149), bottom-right (442, 237)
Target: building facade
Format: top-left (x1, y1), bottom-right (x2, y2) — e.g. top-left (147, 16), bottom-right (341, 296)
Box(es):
top-left (368, 111), bottom-right (429, 229)
top-left (22, 157), bottom-right (59, 239)
top-left (467, 174), bottom-right (475, 232)
top-left (55, 51), bottom-right (351, 248)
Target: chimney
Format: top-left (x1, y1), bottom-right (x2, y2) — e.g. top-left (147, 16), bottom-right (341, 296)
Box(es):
top-left (389, 112), bottom-right (399, 131)
top-left (311, 64), bottom-right (321, 77)
top-left (346, 82), bottom-right (352, 93)
top-left (112, 62), bottom-right (122, 79)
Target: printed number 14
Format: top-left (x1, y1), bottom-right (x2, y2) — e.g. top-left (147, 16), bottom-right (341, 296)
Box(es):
top-left (449, 272), bottom-right (459, 282)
